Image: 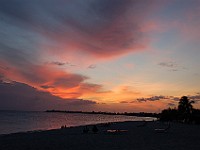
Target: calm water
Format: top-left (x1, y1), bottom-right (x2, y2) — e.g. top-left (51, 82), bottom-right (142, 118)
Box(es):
top-left (0, 111), bottom-right (155, 135)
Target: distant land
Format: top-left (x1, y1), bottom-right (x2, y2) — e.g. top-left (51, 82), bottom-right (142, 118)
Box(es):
top-left (45, 110), bottom-right (159, 118)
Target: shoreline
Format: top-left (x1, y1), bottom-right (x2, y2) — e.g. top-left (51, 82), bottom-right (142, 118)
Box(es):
top-left (0, 120), bottom-right (147, 136)
top-left (0, 113), bottom-right (156, 135)
top-left (1, 121), bottom-right (200, 150)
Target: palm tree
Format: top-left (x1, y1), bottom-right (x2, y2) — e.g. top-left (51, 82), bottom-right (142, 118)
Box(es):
top-left (178, 96), bottom-right (194, 122)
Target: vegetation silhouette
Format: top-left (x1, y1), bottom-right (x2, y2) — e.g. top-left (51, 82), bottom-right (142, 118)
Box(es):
top-left (160, 96), bottom-right (200, 124)
top-left (46, 96), bottom-right (200, 124)
top-left (178, 96), bottom-right (194, 123)
top-left (46, 110), bottom-right (158, 118)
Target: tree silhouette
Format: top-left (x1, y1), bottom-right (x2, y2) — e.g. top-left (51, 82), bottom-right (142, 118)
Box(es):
top-left (178, 96), bottom-right (194, 123)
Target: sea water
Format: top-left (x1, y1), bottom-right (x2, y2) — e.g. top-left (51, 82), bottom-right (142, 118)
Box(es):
top-left (0, 111), bottom-right (155, 134)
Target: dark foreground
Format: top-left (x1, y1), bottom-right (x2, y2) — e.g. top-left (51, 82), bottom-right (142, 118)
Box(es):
top-left (0, 121), bottom-right (200, 150)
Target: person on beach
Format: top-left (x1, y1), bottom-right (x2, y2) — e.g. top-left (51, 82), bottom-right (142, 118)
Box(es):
top-left (92, 125), bottom-right (99, 133)
top-left (83, 126), bottom-right (89, 133)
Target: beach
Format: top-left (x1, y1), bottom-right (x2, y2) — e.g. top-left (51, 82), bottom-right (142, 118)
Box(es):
top-left (0, 121), bottom-right (200, 150)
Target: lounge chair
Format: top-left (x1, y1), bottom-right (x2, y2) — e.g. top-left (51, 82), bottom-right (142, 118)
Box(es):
top-left (154, 122), bottom-right (170, 133)
top-left (106, 129), bottom-right (128, 134)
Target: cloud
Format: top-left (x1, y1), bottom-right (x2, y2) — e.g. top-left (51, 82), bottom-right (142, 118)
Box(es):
top-left (51, 74), bottom-right (88, 89)
top-left (137, 95), bottom-right (170, 103)
top-left (158, 62), bottom-right (177, 68)
top-left (136, 98), bottom-right (147, 103)
top-left (172, 97), bottom-right (180, 101)
top-left (0, 80), bottom-right (96, 111)
top-left (88, 64), bottom-right (96, 69)
top-left (40, 85), bottom-right (54, 89)
top-left (168, 103), bottom-right (176, 107)
top-left (166, 94), bottom-right (200, 102)
top-left (188, 94), bottom-right (200, 101)
top-left (158, 61), bottom-right (186, 72)
top-left (46, 61), bottom-right (77, 67)
top-left (0, 0), bottom-right (162, 64)
top-left (136, 94), bottom-right (200, 104)
top-left (1, 61), bottom-right (105, 99)
top-left (50, 61), bottom-right (66, 66)
top-left (0, 0), bottom-right (175, 107)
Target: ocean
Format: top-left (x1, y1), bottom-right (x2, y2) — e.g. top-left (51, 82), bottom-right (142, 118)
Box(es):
top-left (0, 111), bottom-right (155, 135)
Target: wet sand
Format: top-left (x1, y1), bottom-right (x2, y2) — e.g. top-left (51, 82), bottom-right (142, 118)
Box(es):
top-left (0, 121), bottom-right (200, 150)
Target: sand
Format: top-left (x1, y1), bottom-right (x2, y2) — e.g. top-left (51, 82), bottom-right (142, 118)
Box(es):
top-left (0, 121), bottom-right (200, 150)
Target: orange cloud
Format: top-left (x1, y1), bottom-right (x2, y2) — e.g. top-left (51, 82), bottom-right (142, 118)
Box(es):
top-left (1, 63), bottom-right (98, 97)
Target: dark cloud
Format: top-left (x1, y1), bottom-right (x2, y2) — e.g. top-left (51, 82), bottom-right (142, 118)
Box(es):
top-left (168, 94), bottom-right (200, 102)
top-left (0, 80), bottom-right (96, 111)
top-left (120, 94), bottom-right (200, 108)
top-left (172, 97), bottom-right (180, 101)
top-left (40, 85), bottom-right (54, 89)
top-left (137, 95), bottom-right (168, 102)
top-left (119, 95), bottom-right (170, 103)
top-left (188, 94), bottom-right (200, 101)
top-left (47, 61), bottom-right (77, 67)
top-left (51, 61), bottom-right (66, 66)
top-left (158, 62), bottom-right (177, 68)
top-left (158, 61), bottom-right (186, 72)
top-left (136, 98), bottom-right (147, 102)
top-left (158, 61), bottom-right (179, 71)
top-left (168, 103), bottom-right (176, 107)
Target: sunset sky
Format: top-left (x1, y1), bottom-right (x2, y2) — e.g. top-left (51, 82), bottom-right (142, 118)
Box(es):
top-left (0, 0), bottom-right (200, 112)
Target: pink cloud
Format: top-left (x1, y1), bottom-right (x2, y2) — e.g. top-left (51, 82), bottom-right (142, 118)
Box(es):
top-left (36, 1), bottom-right (166, 64)
top-left (1, 61), bottom-right (110, 100)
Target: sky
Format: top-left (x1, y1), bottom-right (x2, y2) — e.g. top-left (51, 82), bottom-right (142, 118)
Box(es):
top-left (0, 0), bottom-right (200, 112)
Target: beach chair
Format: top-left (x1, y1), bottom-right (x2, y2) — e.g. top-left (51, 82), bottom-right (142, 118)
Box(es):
top-left (105, 129), bottom-right (128, 135)
top-left (154, 122), bottom-right (171, 133)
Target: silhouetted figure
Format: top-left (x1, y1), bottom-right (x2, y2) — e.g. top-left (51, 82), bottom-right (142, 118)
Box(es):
top-left (61, 125), bottom-right (67, 129)
top-left (83, 126), bottom-right (89, 134)
top-left (92, 125), bottom-right (98, 133)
